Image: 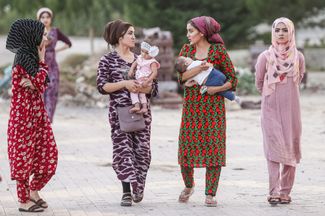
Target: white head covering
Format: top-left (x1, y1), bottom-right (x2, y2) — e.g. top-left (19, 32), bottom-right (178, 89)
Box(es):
top-left (37, 7), bottom-right (53, 20)
top-left (141, 41), bottom-right (159, 57)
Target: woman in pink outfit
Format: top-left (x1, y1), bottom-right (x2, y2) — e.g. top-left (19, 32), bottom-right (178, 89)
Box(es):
top-left (255, 17), bottom-right (305, 205)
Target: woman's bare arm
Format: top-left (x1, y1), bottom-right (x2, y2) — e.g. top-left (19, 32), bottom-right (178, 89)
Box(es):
top-left (207, 82), bottom-right (232, 95)
top-left (182, 65), bottom-right (204, 82)
top-left (102, 80), bottom-right (140, 93)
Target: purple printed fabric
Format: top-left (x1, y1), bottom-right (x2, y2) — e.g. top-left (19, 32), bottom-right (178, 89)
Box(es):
top-left (43, 28), bottom-right (71, 123)
top-left (97, 51), bottom-right (158, 195)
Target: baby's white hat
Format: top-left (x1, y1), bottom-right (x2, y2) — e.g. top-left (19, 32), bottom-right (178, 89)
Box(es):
top-left (141, 41), bottom-right (159, 57)
top-left (148, 46), bottom-right (159, 57)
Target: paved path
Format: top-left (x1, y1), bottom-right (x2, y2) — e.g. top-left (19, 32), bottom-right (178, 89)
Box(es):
top-left (1, 91), bottom-right (325, 216)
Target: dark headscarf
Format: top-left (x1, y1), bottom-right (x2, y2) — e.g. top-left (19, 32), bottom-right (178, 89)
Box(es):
top-left (191, 16), bottom-right (224, 45)
top-left (6, 19), bottom-right (47, 79)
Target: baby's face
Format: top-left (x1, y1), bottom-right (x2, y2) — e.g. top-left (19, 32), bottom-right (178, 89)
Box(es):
top-left (183, 57), bottom-right (193, 66)
top-left (141, 49), bottom-right (151, 59)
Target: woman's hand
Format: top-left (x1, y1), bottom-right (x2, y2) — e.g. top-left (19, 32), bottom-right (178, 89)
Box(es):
top-left (20, 78), bottom-right (35, 90)
top-left (141, 78), bottom-right (153, 88)
top-left (128, 70), bottom-right (135, 79)
top-left (38, 44), bottom-right (46, 62)
top-left (199, 61), bottom-right (210, 71)
top-left (124, 80), bottom-right (141, 93)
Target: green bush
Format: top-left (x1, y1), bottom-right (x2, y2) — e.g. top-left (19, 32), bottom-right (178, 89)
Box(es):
top-left (236, 71), bottom-right (259, 95)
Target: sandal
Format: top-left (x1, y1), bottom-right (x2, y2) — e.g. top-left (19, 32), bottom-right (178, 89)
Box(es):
top-left (178, 187), bottom-right (194, 203)
top-left (18, 204), bottom-right (44, 212)
top-left (280, 195), bottom-right (291, 204)
top-left (205, 195), bottom-right (217, 207)
top-left (132, 193), bottom-right (144, 203)
top-left (30, 198), bottom-right (48, 208)
top-left (120, 192), bottom-right (132, 207)
top-left (267, 195), bottom-right (280, 205)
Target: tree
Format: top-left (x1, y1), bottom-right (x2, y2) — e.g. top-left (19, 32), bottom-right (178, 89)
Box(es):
top-left (0, 0), bottom-right (324, 49)
top-left (124, 0), bottom-right (325, 48)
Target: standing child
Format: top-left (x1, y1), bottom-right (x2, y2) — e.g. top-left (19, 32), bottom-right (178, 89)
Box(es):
top-left (128, 42), bottom-right (160, 113)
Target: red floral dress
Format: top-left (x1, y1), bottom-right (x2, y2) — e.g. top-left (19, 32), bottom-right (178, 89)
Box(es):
top-left (178, 43), bottom-right (237, 167)
top-left (7, 63), bottom-right (58, 181)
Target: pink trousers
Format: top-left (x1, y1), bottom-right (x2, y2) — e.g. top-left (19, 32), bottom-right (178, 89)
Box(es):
top-left (267, 160), bottom-right (296, 196)
top-left (130, 92), bottom-right (147, 104)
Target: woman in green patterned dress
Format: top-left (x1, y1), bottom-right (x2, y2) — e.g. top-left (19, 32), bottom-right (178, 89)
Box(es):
top-left (177, 16), bottom-right (237, 207)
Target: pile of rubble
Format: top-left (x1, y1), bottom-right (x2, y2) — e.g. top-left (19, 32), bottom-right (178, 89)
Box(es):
top-left (59, 52), bottom-right (108, 108)
top-left (59, 27), bottom-right (182, 108)
top-left (1, 27), bottom-right (182, 108)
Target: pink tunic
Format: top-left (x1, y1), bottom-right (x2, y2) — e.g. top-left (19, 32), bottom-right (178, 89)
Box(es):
top-left (135, 56), bottom-right (160, 80)
top-left (255, 50), bottom-right (305, 166)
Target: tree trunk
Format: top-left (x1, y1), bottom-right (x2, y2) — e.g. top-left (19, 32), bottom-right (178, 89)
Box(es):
top-left (89, 27), bottom-right (94, 55)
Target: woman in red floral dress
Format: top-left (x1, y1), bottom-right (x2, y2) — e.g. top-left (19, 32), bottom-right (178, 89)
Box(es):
top-left (6, 19), bottom-right (58, 212)
top-left (177, 16), bottom-right (237, 206)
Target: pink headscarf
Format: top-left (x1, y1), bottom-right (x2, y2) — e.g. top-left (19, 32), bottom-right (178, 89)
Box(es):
top-left (191, 16), bottom-right (224, 45)
top-left (263, 17), bottom-right (300, 96)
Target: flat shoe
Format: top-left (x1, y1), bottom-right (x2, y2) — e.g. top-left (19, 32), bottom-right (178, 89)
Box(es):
top-left (205, 195), bottom-right (217, 207)
top-left (280, 195), bottom-right (291, 204)
top-left (132, 193), bottom-right (143, 203)
top-left (30, 198), bottom-right (48, 208)
top-left (18, 204), bottom-right (44, 212)
top-left (267, 196), bottom-right (280, 205)
top-left (178, 187), bottom-right (194, 203)
top-left (120, 192), bottom-right (132, 207)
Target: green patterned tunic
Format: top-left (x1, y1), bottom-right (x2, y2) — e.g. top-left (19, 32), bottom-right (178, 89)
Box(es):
top-left (178, 43), bottom-right (238, 168)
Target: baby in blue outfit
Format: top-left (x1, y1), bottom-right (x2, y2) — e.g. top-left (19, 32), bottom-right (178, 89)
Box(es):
top-left (175, 56), bottom-right (240, 104)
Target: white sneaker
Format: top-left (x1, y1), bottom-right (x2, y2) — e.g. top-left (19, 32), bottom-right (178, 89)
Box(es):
top-left (234, 96), bottom-right (241, 105)
top-left (200, 86), bottom-right (208, 94)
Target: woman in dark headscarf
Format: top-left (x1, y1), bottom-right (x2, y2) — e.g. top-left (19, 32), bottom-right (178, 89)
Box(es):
top-left (6, 19), bottom-right (58, 212)
top-left (176, 16), bottom-right (237, 206)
